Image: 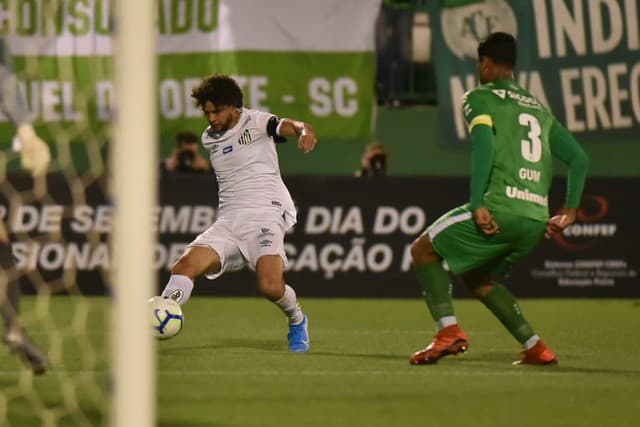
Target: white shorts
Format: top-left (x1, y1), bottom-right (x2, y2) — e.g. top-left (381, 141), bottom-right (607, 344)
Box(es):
top-left (188, 211), bottom-right (290, 280)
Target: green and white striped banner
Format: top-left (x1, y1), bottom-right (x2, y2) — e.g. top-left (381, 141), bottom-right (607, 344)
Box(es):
top-left (1, 0), bottom-right (381, 143)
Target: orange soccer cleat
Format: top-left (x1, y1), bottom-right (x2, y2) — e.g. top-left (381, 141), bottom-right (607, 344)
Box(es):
top-left (409, 324), bottom-right (469, 365)
top-left (513, 339), bottom-right (558, 366)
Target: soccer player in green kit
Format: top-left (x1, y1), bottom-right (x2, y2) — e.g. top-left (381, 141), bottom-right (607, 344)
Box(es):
top-left (409, 32), bottom-right (588, 365)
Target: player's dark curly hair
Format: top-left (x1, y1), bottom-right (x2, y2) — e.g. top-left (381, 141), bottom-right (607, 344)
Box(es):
top-left (477, 32), bottom-right (516, 68)
top-left (191, 74), bottom-right (243, 108)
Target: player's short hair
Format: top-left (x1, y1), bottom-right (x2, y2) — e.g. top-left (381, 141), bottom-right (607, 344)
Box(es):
top-left (477, 32), bottom-right (516, 68)
top-left (191, 74), bottom-right (243, 108)
top-left (176, 130), bottom-right (199, 146)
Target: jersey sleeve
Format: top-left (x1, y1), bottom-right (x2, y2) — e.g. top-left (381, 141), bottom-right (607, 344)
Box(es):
top-left (253, 110), bottom-right (287, 143)
top-left (469, 125), bottom-right (495, 209)
top-left (462, 89), bottom-right (493, 133)
top-left (462, 89), bottom-right (495, 209)
top-left (549, 118), bottom-right (589, 208)
top-left (253, 110), bottom-right (277, 136)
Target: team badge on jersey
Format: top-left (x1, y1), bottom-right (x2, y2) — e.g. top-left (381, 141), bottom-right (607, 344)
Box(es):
top-left (237, 129), bottom-right (253, 145)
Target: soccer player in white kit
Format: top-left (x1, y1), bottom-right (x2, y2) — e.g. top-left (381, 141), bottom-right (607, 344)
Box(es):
top-left (160, 75), bottom-right (317, 352)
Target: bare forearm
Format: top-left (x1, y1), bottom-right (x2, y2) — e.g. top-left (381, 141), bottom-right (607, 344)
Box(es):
top-left (276, 118), bottom-right (317, 153)
top-left (278, 118), bottom-right (314, 138)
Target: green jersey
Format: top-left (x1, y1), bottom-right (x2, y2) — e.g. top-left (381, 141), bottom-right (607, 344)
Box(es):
top-left (462, 79), bottom-right (556, 222)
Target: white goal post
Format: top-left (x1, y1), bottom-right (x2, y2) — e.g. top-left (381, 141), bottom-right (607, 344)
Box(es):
top-left (112, 0), bottom-right (157, 426)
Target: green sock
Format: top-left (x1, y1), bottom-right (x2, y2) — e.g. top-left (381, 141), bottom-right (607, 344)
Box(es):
top-left (480, 284), bottom-right (535, 344)
top-left (415, 262), bottom-right (454, 322)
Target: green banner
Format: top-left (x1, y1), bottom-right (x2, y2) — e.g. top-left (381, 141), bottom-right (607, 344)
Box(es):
top-left (0, 0), bottom-right (381, 145)
top-left (429, 0), bottom-right (640, 146)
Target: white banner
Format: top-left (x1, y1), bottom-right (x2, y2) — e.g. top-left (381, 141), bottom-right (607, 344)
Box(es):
top-left (5, 0), bottom-right (382, 56)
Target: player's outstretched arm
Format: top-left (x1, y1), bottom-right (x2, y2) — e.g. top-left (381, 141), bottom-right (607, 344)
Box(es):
top-left (549, 120), bottom-right (588, 206)
top-left (547, 120), bottom-right (588, 239)
top-left (277, 119), bottom-right (317, 153)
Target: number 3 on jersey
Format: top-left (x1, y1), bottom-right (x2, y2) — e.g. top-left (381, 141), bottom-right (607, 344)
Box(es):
top-left (519, 113), bottom-right (542, 163)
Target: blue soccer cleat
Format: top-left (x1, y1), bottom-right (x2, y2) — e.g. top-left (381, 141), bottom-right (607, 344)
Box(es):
top-left (287, 314), bottom-right (309, 353)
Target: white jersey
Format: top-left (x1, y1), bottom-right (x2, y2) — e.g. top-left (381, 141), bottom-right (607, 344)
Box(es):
top-left (200, 108), bottom-right (296, 227)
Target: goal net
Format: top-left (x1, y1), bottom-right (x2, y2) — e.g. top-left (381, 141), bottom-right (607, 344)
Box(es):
top-left (0, 1), bottom-right (156, 425)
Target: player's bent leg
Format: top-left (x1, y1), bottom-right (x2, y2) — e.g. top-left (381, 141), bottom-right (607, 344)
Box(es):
top-left (411, 235), bottom-right (456, 325)
top-left (409, 233), bottom-right (468, 364)
top-left (161, 246), bottom-right (221, 305)
top-left (460, 268), bottom-right (495, 299)
top-left (410, 233), bottom-right (440, 265)
top-left (256, 255), bottom-right (309, 353)
top-left (462, 269), bottom-right (557, 365)
top-left (255, 255), bottom-right (286, 301)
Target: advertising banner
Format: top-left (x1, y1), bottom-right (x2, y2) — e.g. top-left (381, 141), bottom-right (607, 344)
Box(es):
top-left (517, 177), bottom-right (638, 297)
top-left (4, 174), bottom-right (637, 298)
top-left (428, 0), bottom-right (640, 146)
top-left (0, 0), bottom-right (380, 142)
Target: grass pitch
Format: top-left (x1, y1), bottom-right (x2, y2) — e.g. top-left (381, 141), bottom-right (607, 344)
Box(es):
top-left (2, 297), bottom-right (639, 426)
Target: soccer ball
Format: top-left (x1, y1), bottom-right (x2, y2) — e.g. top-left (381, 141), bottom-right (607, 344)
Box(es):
top-left (149, 296), bottom-right (184, 340)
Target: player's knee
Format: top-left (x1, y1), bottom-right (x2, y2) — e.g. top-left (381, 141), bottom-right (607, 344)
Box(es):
top-left (410, 235), bottom-right (436, 264)
top-left (468, 283), bottom-right (494, 298)
top-left (256, 275), bottom-right (283, 300)
top-left (462, 270), bottom-right (495, 298)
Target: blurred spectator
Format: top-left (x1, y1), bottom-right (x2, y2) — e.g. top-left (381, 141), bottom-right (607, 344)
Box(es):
top-left (160, 131), bottom-right (211, 174)
top-left (0, 37), bottom-right (49, 374)
top-left (376, 1), bottom-right (412, 104)
top-left (376, 0), bottom-right (436, 106)
top-left (356, 141), bottom-right (388, 177)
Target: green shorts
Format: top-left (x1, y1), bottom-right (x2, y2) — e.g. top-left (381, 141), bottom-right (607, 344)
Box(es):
top-left (425, 204), bottom-right (546, 276)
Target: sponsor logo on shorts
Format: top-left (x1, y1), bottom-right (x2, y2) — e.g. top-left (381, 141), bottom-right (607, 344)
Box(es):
top-left (223, 146), bottom-right (233, 154)
top-left (259, 239), bottom-right (272, 247)
top-left (271, 201), bottom-right (281, 207)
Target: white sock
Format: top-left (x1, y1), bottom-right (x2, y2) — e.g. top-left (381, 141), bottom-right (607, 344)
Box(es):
top-left (161, 274), bottom-right (194, 305)
top-left (523, 334), bottom-right (540, 350)
top-left (274, 284), bottom-right (304, 325)
top-left (437, 316), bottom-right (458, 330)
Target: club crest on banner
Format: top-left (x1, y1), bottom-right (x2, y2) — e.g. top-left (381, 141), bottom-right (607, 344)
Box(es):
top-left (442, 0), bottom-right (517, 59)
